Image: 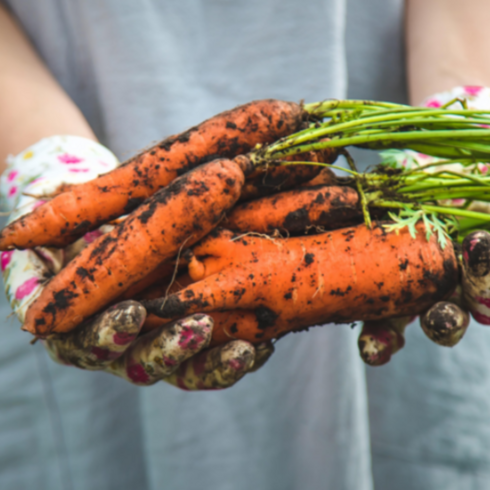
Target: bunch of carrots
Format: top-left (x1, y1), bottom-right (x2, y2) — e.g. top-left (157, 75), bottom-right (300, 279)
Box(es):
top-left (5, 97), bottom-right (490, 366)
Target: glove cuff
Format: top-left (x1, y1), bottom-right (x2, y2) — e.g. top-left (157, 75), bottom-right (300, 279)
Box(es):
top-left (422, 85), bottom-right (490, 110)
top-left (0, 135), bottom-right (119, 213)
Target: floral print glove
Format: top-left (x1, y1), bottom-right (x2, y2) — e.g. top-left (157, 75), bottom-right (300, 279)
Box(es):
top-left (358, 86), bottom-right (490, 365)
top-left (1, 136), bottom-right (273, 388)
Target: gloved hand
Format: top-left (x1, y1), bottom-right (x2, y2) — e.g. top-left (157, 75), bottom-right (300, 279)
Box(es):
top-left (1, 136), bottom-right (273, 388)
top-left (358, 86), bottom-right (490, 365)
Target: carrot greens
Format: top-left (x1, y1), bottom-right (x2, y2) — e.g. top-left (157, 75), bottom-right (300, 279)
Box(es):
top-left (246, 99), bottom-right (490, 243)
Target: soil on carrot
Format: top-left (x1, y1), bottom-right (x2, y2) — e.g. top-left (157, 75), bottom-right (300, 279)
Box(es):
top-left (140, 223), bottom-right (457, 344)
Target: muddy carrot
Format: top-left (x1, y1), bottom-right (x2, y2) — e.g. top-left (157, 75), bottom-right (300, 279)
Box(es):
top-left (301, 167), bottom-right (337, 187)
top-left (239, 149), bottom-right (336, 202)
top-left (141, 224), bottom-right (458, 344)
top-left (129, 271), bottom-right (261, 347)
top-left (224, 185), bottom-right (361, 234)
top-left (118, 261), bottom-right (177, 301)
top-left (0, 100), bottom-right (305, 250)
top-left (22, 158), bottom-right (247, 337)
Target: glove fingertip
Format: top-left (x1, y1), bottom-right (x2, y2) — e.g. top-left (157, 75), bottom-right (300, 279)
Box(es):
top-left (462, 231), bottom-right (490, 278)
top-left (421, 301), bottom-right (469, 347)
top-left (248, 341), bottom-right (274, 372)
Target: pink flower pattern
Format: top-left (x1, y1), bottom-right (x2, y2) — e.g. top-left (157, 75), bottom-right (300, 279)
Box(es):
top-left (57, 153), bottom-right (84, 164)
top-left (476, 296), bottom-right (490, 308)
top-left (7, 170), bottom-right (18, 182)
top-left (91, 347), bottom-right (110, 361)
top-left (68, 168), bottom-right (90, 173)
top-left (463, 86), bottom-right (483, 96)
top-left (163, 356), bottom-right (177, 367)
top-left (451, 198), bottom-right (465, 206)
top-left (15, 277), bottom-right (39, 300)
top-left (83, 230), bottom-right (103, 243)
top-left (228, 358), bottom-right (245, 372)
top-left (178, 326), bottom-right (206, 350)
top-left (424, 99), bottom-right (441, 108)
top-left (113, 332), bottom-right (136, 346)
top-left (1, 251), bottom-right (13, 271)
top-left (126, 363), bottom-right (150, 384)
top-left (472, 310), bottom-right (490, 325)
top-left (32, 201), bottom-right (46, 210)
top-left (478, 163), bottom-right (489, 174)
top-left (91, 347), bottom-right (121, 361)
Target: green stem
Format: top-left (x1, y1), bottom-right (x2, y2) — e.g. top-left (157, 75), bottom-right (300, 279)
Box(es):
top-left (276, 160), bottom-right (359, 176)
top-left (303, 99), bottom-right (403, 115)
top-left (405, 143), bottom-right (490, 160)
top-left (398, 175), bottom-right (490, 194)
top-left (369, 199), bottom-right (490, 222)
top-left (265, 129), bottom-right (490, 161)
top-left (401, 158), bottom-right (479, 173)
top-left (343, 151), bottom-right (372, 228)
top-left (251, 100), bottom-right (490, 240)
top-left (273, 111), bottom-right (490, 153)
top-left (419, 204), bottom-right (490, 221)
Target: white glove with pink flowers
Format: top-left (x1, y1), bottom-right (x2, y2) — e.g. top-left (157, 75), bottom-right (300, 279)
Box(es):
top-left (359, 86), bottom-right (490, 366)
top-left (0, 135), bottom-right (273, 388)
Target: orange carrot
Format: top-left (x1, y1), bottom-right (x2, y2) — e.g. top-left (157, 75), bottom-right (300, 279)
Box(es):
top-left (301, 167), bottom-right (337, 187)
top-left (22, 158), bottom-right (248, 337)
top-left (134, 273), bottom-right (260, 344)
top-left (141, 225), bottom-right (458, 344)
top-left (118, 261), bottom-right (177, 301)
top-left (224, 185), bottom-right (360, 234)
top-left (239, 149), bottom-right (336, 201)
top-left (0, 100), bottom-right (305, 251)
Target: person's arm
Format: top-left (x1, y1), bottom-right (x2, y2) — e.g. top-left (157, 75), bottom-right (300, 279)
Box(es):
top-left (406, 0), bottom-right (490, 105)
top-left (0, 3), bottom-right (95, 167)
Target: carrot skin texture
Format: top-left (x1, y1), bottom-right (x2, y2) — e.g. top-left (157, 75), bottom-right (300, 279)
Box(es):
top-left (0, 100), bottom-right (304, 250)
top-left (118, 261), bottom-right (177, 301)
top-left (136, 274), bottom-right (261, 345)
top-left (301, 167), bottom-right (337, 187)
top-left (142, 225), bottom-right (458, 344)
top-left (129, 271), bottom-right (259, 345)
top-left (224, 185), bottom-right (361, 234)
top-left (22, 159), bottom-right (245, 337)
top-left (239, 149), bottom-right (337, 202)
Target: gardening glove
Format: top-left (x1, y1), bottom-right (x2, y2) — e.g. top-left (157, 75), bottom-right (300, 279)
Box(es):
top-left (1, 136), bottom-right (273, 388)
top-left (408, 86), bottom-right (489, 339)
top-left (357, 86), bottom-right (490, 365)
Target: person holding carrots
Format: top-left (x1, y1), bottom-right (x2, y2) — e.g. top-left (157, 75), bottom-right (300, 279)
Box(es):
top-left (1, 0), bottom-right (490, 489)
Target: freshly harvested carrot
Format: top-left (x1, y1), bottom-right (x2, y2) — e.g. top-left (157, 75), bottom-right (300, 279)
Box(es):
top-left (134, 272), bottom-right (261, 345)
top-left (224, 185), bottom-right (361, 234)
top-left (301, 167), bottom-right (337, 187)
top-left (134, 272), bottom-right (195, 333)
top-left (0, 100), bottom-right (305, 251)
top-left (22, 158), bottom-right (247, 337)
top-left (239, 149), bottom-right (336, 202)
top-left (118, 261), bottom-right (177, 301)
top-left (141, 225), bottom-right (458, 344)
